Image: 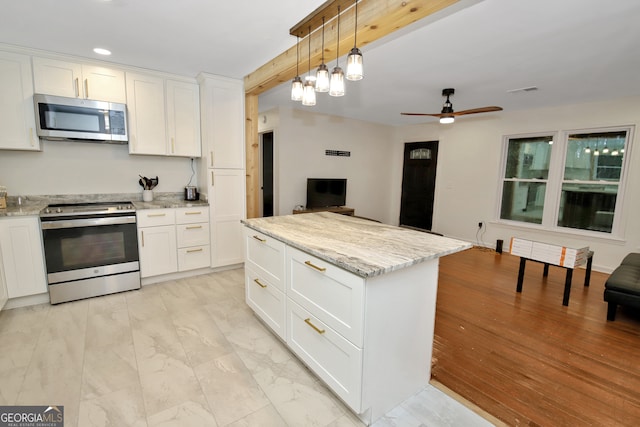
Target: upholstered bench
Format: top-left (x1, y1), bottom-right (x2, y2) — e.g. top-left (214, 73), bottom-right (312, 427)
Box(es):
top-left (604, 253), bottom-right (640, 321)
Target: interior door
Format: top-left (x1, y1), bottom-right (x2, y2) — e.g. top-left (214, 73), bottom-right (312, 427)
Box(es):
top-left (399, 141), bottom-right (439, 230)
top-left (261, 131), bottom-right (274, 217)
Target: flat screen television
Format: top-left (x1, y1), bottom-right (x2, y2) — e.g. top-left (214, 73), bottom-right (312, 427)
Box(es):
top-left (306, 178), bottom-right (347, 209)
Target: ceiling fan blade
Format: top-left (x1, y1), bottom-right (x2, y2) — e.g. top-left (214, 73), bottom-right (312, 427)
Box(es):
top-left (400, 112), bottom-right (441, 117)
top-left (453, 106), bottom-right (503, 116)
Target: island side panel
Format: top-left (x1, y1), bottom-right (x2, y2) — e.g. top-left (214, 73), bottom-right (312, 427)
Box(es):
top-left (360, 258), bottom-right (440, 424)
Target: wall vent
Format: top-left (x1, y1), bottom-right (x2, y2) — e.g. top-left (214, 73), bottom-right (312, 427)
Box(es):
top-left (325, 150), bottom-right (351, 157)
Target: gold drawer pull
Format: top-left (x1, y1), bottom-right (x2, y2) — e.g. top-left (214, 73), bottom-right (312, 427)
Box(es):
top-left (186, 225), bottom-right (202, 230)
top-left (305, 261), bottom-right (326, 272)
top-left (304, 318), bottom-right (326, 334)
top-left (185, 211), bottom-right (202, 215)
top-left (187, 248), bottom-right (203, 253)
top-left (252, 235), bottom-right (266, 243)
top-left (147, 213), bottom-right (166, 217)
top-left (253, 278), bottom-right (267, 288)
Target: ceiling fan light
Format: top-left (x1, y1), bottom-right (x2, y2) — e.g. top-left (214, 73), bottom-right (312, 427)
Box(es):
top-left (346, 48), bottom-right (363, 81)
top-left (302, 80), bottom-right (316, 106)
top-left (440, 115), bottom-right (455, 124)
top-left (315, 63), bottom-right (330, 92)
top-left (329, 66), bottom-right (345, 97)
top-left (291, 76), bottom-right (303, 101)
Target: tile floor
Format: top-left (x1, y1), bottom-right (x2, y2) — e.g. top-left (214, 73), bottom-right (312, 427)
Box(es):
top-left (0, 268), bottom-right (494, 427)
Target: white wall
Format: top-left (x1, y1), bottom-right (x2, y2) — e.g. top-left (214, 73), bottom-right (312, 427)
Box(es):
top-left (0, 140), bottom-right (197, 197)
top-left (393, 96), bottom-right (640, 272)
top-left (261, 107), bottom-right (395, 223)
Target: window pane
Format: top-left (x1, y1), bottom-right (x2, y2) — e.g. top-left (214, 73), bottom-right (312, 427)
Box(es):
top-left (558, 183), bottom-right (618, 232)
top-left (564, 131), bottom-right (626, 181)
top-left (500, 181), bottom-right (546, 224)
top-left (504, 136), bottom-right (553, 179)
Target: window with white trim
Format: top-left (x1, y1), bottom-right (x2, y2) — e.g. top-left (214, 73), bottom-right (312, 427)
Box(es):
top-left (499, 127), bottom-right (632, 235)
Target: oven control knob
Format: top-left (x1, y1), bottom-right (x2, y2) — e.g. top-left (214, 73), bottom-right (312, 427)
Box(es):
top-left (56, 208), bottom-right (63, 213)
top-left (44, 208), bottom-right (51, 214)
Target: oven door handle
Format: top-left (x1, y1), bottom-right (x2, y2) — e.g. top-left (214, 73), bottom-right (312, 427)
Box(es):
top-left (41, 215), bottom-right (136, 229)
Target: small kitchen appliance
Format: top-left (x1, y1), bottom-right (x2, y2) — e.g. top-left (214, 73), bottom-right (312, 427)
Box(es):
top-left (185, 186), bottom-right (199, 201)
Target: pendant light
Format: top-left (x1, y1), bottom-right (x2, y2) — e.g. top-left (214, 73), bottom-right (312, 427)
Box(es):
top-left (315, 17), bottom-right (330, 92)
top-left (346, 0), bottom-right (363, 81)
top-left (291, 36), bottom-right (303, 101)
top-left (302, 26), bottom-right (316, 106)
top-left (329, 5), bottom-right (345, 97)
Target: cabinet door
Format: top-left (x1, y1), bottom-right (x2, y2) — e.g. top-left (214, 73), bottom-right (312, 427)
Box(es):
top-left (138, 225), bottom-right (178, 277)
top-left (199, 76), bottom-right (244, 168)
top-left (126, 72), bottom-right (168, 155)
top-left (210, 169), bottom-right (246, 267)
top-left (166, 80), bottom-right (201, 157)
top-left (0, 217), bottom-right (47, 299)
top-left (82, 65), bottom-right (126, 103)
top-left (32, 57), bottom-right (83, 98)
top-left (245, 266), bottom-right (286, 339)
top-left (0, 51), bottom-right (39, 151)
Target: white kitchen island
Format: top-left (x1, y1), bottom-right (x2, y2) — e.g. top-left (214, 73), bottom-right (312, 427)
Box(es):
top-left (241, 212), bottom-right (471, 425)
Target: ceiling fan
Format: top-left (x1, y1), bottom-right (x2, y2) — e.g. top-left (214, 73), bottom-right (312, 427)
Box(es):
top-left (401, 88), bottom-right (503, 124)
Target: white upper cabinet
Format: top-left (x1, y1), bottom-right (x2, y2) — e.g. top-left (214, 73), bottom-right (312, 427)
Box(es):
top-left (198, 74), bottom-right (245, 169)
top-left (32, 57), bottom-right (126, 103)
top-left (0, 51), bottom-right (39, 151)
top-left (126, 72), bottom-right (167, 155)
top-left (166, 80), bottom-right (201, 157)
top-left (127, 72), bottom-right (201, 157)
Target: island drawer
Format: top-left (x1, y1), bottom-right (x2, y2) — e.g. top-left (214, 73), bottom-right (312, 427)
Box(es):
top-left (176, 206), bottom-right (209, 224)
top-left (244, 228), bottom-right (286, 292)
top-left (246, 266), bottom-right (286, 340)
top-left (286, 246), bottom-right (364, 347)
top-left (287, 299), bottom-right (363, 412)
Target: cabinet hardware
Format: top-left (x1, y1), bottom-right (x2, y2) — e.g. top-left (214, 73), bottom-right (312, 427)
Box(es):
top-left (141, 230), bottom-right (144, 246)
top-left (304, 318), bottom-right (326, 334)
top-left (186, 225), bottom-right (202, 230)
top-left (305, 260), bottom-right (326, 272)
top-left (171, 137), bottom-right (175, 153)
top-left (187, 248), bottom-right (203, 253)
top-left (210, 151), bottom-right (214, 168)
top-left (211, 171), bottom-right (214, 186)
top-left (84, 79), bottom-right (89, 98)
top-left (74, 78), bottom-right (79, 97)
top-left (252, 235), bottom-right (266, 243)
top-left (185, 212), bottom-right (202, 215)
top-left (147, 213), bottom-right (166, 217)
top-left (253, 278), bottom-right (267, 288)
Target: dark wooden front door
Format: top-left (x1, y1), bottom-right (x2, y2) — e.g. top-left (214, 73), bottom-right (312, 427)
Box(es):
top-left (399, 141), bottom-right (439, 230)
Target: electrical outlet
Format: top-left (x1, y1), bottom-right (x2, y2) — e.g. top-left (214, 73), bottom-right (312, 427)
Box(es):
top-left (478, 221), bottom-right (483, 229)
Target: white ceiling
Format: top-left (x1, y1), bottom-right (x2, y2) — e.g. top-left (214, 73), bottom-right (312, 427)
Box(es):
top-left (2, 0), bottom-right (640, 127)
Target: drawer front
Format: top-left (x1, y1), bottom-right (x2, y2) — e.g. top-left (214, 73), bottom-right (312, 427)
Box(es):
top-left (176, 206), bottom-right (209, 224)
top-left (244, 227), bottom-right (285, 291)
top-left (137, 209), bottom-right (175, 227)
top-left (287, 246), bottom-right (364, 347)
top-left (287, 299), bottom-right (363, 412)
top-left (176, 222), bottom-right (210, 248)
top-left (246, 267), bottom-right (286, 340)
top-left (177, 245), bottom-right (210, 271)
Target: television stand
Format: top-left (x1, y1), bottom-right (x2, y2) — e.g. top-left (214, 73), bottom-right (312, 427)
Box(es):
top-left (292, 206), bottom-right (355, 216)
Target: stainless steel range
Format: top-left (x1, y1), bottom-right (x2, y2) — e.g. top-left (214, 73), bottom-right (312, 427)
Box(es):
top-left (40, 201), bottom-right (140, 304)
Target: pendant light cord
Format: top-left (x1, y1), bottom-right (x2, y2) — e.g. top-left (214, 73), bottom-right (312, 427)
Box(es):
top-left (353, 0), bottom-right (358, 48)
top-left (308, 26), bottom-right (312, 75)
top-left (296, 36), bottom-right (300, 76)
top-left (321, 17), bottom-right (325, 64)
top-left (336, 5), bottom-right (341, 65)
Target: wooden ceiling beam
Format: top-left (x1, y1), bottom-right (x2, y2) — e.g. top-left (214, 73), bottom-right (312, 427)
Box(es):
top-left (244, 0), bottom-right (461, 96)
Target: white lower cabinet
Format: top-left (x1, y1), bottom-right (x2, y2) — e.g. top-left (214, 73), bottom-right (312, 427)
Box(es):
top-left (176, 206), bottom-right (210, 272)
top-left (0, 216), bottom-right (47, 299)
top-left (243, 224), bottom-right (439, 425)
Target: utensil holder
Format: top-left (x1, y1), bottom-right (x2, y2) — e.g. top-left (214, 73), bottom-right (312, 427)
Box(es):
top-left (142, 190), bottom-right (153, 202)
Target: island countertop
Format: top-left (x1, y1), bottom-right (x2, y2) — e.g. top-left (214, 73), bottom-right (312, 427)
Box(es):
top-left (242, 212), bottom-right (471, 278)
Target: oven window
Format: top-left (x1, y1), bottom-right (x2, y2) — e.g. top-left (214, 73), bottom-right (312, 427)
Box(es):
top-left (42, 222), bottom-right (138, 273)
top-left (60, 232), bottom-right (126, 269)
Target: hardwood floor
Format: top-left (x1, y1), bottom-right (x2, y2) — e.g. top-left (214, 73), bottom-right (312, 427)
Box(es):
top-left (432, 247), bottom-right (640, 426)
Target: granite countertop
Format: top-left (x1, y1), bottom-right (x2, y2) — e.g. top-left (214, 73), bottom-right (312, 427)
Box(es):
top-left (242, 212), bottom-right (472, 278)
top-left (0, 193), bottom-right (208, 217)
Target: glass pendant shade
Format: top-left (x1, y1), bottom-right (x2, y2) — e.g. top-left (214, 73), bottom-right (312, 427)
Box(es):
top-left (346, 47), bottom-right (363, 81)
top-left (302, 80), bottom-right (316, 106)
top-left (315, 64), bottom-right (330, 92)
top-left (329, 66), bottom-right (345, 97)
top-left (291, 76), bottom-right (303, 101)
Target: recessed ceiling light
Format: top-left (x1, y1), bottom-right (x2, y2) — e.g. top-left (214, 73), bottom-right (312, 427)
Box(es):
top-left (93, 48), bottom-right (111, 56)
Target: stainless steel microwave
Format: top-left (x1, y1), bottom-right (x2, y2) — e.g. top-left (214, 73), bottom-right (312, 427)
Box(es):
top-left (34, 94), bottom-right (128, 143)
